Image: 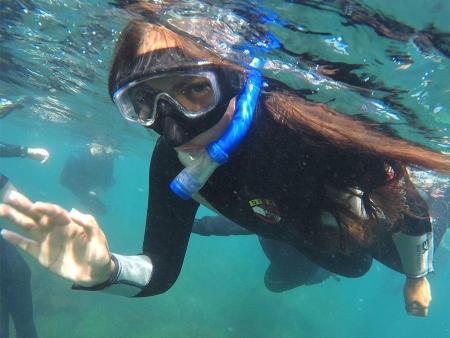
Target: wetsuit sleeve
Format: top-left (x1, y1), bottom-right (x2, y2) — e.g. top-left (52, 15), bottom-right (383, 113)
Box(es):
top-left (137, 137), bottom-right (199, 296)
top-left (192, 216), bottom-right (252, 236)
top-left (0, 143), bottom-right (27, 157)
top-left (72, 137), bottom-right (198, 297)
top-left (392, 176), bottom-right (433, 278)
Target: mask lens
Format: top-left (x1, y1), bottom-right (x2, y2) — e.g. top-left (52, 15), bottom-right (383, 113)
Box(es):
top-left (165, 75), bottom-right (215, 113)
top-left (128, 86), bottom-right (156, 123)
top-left (113, 71), bottom-right (220, 126)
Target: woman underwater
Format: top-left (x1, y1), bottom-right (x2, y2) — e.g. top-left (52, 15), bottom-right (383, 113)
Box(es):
top-left (0, 7), bottom-right (449, 318)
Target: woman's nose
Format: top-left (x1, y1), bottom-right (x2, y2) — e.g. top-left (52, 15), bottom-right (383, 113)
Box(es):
top-left (138, 105), bottom-right (152, 121)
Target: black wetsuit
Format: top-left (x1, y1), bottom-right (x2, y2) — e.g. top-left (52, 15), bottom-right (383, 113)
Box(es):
top-left (0, 237), bottom-right (38, 338)
top-left (0, 143), bottom-right (27, 158)
top-left (140, 106), bottom-right (436, 296)
top-left (0, 173), bottom-right (38, 338)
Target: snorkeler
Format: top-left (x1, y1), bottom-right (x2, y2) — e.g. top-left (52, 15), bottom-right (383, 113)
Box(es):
top-left (0, 175), bottom-right (38, 338)
top-left (193, 215), bottom-right (333, 290)
top-left (0, 4), bottom-right (449, 318)
top-left (59, 142), bottom-right (115, 215)
top-left (0, 142), bottom-right (49, 164)
top-left (0, 96), bottom-right (49, 165)
top-left (0, 97), bottom-right (32, 119)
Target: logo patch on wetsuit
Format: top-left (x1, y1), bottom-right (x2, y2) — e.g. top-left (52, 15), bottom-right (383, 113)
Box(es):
top-left (249, 198), bottom-right (282, 224)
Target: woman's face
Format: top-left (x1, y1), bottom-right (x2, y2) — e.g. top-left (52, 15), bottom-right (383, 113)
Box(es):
top-left (111, 24), bottom-right (243, 147)
top-left (118, 67), bottom-right (229, 147)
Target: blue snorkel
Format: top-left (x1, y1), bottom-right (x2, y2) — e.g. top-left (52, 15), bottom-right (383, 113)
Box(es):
top-left (208, 58), bottom-right (264, 164)
top-left (170, 58), bottom-right (263, 200)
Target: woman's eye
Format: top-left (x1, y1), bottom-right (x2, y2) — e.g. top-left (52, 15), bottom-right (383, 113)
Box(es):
top-left (184, 83), bottom-right (211, 97)
top-left (133, 89), bottom-right (155, 105)
top-left (133, 91), bottom-right (146, 104)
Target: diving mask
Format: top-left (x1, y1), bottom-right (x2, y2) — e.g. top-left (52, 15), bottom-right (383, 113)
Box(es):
top-left (113, 70), bottom-right (221, 127)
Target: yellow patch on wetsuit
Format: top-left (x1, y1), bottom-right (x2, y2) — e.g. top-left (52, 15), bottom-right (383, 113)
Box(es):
top-left (248, 198), bottom-right (282, 224)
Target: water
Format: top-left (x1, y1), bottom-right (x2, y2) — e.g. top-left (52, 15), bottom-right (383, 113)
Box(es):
top-left (0, 1), bottom-right (449, 337)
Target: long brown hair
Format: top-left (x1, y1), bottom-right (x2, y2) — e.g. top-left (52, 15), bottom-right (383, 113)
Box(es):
top-left (112, 4), bottom-right (450, 246)
top-left (264, 92), bottom-right (450, 245)
top-left (264, 93), bottom-right (450, 173)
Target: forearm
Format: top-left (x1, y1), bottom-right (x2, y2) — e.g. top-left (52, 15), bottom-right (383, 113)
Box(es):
top-left (0, 143), bottom-right (27, 158)
top-left (393, 177), bottom-right (434, 279)
top-left (193, 216), bottom-right (252, 236)
top-left (392, 230), bottom-right (433, 278)
top-left (75, 137), bottom-right (196, 297)
top-left (391, 206), bottom-right (433, 317)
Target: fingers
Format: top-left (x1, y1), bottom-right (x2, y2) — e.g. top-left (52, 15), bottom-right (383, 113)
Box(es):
top-left (2, 190), bottom-right (48, 224)
top-left (5, 190), bottom-right (46, 226)
top-left (1, 191), bottom-right (71, 228)
top-left (3, 190), bottom-right (34, 214)
top-left (32, 202), bottom-right (71, 226)
top-left (0, 203), bottom-right (38, 232)
top-left (406, 301), bottom-right (429, 317)
top-left (69, 208), bottom-right (98, 238)
top-left (27, 148), bottom-right (50, 164)
top-left (403, 277), bottom-right (431, 317)
top-left (40, 149), bottom-right (50, 164)
top-left (1, 229), bottom-right (40, 257)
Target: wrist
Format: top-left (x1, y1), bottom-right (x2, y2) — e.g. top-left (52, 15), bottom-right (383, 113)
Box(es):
top-left (103, 256), bottom-right (117, 282)
top-left (96, 255), bottom-right (117, 285)
top-left (407, 275), bottom-right (425, 280)
top-left (72, 254), bottom-right (153, 297)
top-left (22, 146), bottom-right (29, 157)
top-left (405, 276), bottom-right (426, 285)
top-left (78, 256), bottom-right (117, 288)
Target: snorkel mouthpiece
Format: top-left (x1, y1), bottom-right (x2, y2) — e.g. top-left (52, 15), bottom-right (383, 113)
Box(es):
top-left (169, 149), bottom-right (219, 200)
top-left (170, 58), bottom-right (263, 200)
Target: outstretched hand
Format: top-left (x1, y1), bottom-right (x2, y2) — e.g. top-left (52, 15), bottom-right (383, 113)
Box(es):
top-left (0, 190), bottom-right (114, 286)
top-left (27, 148), bottom-right (50, 164)
top-left (403, 277), bottom-right (432, 317)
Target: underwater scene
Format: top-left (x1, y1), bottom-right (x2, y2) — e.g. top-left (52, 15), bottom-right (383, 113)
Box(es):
top-left (0, 0), bottom-right (449, 337)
